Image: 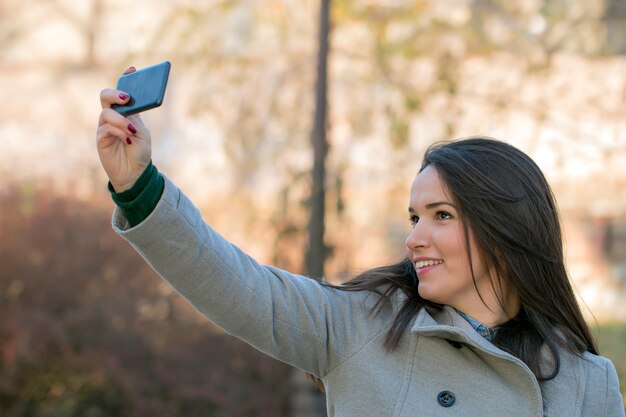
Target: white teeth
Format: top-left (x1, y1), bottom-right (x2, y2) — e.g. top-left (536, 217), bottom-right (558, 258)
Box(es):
top-left (415, 259), bottom-right (443, 269)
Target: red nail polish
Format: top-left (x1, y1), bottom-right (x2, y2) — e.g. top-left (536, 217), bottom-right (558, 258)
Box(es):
top-left (128, 124), bottom-right (137, 134)
top-left (119, 93), bottom-right (129, 101)
top-left (126, 137), bottom-right (132, 145)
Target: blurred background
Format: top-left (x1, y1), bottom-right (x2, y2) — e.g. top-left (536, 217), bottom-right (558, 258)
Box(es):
top-left (1, 0), bottom-right (625, 415)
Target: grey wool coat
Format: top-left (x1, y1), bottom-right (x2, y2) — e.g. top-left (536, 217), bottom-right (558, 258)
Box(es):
top-left (113, 176), bottom-right (625, 417)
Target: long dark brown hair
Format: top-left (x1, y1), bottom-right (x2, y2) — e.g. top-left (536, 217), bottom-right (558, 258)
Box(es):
top-left (328, 137), bottom-right (597, 381)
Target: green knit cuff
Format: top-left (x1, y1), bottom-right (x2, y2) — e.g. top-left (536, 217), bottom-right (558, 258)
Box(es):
top-left (108, 162), bottom-right (164, 227)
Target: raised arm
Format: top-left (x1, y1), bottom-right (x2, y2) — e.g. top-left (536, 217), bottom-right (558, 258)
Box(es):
top-left (96, 67), bottom-right (393, 377)
top-left (111, 175), bottom-right (392, 376)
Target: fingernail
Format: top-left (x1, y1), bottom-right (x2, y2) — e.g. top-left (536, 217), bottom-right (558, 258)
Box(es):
top-left (128, 124), bottom-right (137, 134)
top-left (126, 137), bottom-right (132, 145)
top-left (119, 93), bottom-right (129, 101)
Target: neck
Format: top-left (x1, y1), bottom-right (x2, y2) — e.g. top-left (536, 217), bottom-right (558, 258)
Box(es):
top-left (457, 306), bottom-right (510, 327)
top-left (453, 290), bottom-right (520, 328)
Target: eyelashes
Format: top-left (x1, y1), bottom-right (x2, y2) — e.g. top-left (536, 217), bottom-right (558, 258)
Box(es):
top-left (408, 211), bottom-right (453, 227)
top-left (436, 211), bottom-right (452, 220)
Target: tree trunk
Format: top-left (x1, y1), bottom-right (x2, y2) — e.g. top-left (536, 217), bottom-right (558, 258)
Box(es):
top-left (293, 1), bottom-right (332, 416)
top-left (306, 0), bottom-right (331, 280)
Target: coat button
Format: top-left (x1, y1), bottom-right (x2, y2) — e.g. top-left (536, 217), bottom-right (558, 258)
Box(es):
top-left (437, 391), bottom-right (456, 407)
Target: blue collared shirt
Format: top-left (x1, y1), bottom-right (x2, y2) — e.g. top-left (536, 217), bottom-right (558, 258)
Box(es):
top-left (455, 309), bottom-right (497, 342)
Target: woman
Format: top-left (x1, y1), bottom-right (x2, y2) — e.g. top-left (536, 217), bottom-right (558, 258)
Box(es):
top-left (97, 67), bottom-right (625, 417)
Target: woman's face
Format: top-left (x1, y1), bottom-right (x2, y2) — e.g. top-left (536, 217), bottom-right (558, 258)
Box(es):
top-left (405, 165), bottom-right (491, 311)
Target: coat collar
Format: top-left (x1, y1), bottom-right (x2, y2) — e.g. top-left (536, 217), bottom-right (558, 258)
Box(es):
top-left (409, 305), bottom-right (586, 417)
top-left (409, 305), bottom-right (532, 367)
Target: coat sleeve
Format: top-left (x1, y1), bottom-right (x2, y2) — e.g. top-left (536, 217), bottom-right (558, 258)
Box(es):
top-left (112, 175), bottom-right (392, 378)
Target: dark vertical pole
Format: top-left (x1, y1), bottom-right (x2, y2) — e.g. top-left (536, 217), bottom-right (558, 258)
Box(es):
top-left (293, 1), bottom-right (332, 416)
top-left (306, 0), bottom-right (331, 280)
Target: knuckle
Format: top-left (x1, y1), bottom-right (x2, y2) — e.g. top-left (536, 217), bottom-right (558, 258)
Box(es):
top-left (102, 108), bottom-right (121, 123)
top-left (100, 87), bottom-right (113, 99)
top-left (101, 124), bottom-right (112, 137)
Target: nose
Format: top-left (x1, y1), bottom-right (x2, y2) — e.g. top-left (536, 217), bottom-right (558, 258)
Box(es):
top-left (405, 222), bottom-right (430, 251)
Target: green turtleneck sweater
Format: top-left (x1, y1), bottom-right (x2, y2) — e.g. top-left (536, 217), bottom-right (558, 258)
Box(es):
top-left (108, 161), bottom-right (164, 227)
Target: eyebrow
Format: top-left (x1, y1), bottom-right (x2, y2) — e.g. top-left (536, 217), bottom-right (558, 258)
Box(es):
top-left (408, 201), bottom-right (457, 212)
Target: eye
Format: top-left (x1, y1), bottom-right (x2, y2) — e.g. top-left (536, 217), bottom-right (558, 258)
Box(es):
top-left (408, 215), bottom-right (419, 227)
top-left (436, 211), bottom-right (452, 220)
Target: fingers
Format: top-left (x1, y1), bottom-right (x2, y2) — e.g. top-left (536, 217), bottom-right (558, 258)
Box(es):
top-left (100, 87), bottom-right (131, 110)
top-left (98, 108), bottom-right (138, 140)
top-left (127, 114), bottom-right (147, 134)
top-left (97, 121), bottom-right (128, 144)
top-left (99, 65), bottom-right (136, 109)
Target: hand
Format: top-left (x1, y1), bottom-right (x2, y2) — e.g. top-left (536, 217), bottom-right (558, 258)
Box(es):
top-left (96, 66), bottom-right (152, 192)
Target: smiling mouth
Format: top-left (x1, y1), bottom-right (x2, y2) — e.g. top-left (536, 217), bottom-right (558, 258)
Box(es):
top-left (414, 259), bottom-right (443, 269)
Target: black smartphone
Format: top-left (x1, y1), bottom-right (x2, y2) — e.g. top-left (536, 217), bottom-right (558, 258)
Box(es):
top-left (112, 61), bottom-right (171, 116)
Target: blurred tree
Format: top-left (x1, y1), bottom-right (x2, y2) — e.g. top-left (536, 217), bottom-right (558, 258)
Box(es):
top-left (604, 0), bottom-right (626, 54)
top-left (49, 0), bottom-right (104, 68)
top-left (0, 183), bottom-right (293, 417)
top-left (0, 0), bottom-right (105, 68)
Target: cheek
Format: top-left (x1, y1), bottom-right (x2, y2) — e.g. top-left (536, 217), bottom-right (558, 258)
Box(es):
top-left (435, 226), bottom-right (468, 261)
top-left (436, 228), bottom-right (479, 282)
top-left (463, 239), bottom-right (492, 285)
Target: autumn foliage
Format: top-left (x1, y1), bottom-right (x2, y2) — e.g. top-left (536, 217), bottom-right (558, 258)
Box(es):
top-left (0, 182), bottom-right (293, 417)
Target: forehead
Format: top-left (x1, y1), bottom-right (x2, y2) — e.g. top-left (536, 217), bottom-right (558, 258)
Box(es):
top-left (409, 165), bottom-right (452, 206)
